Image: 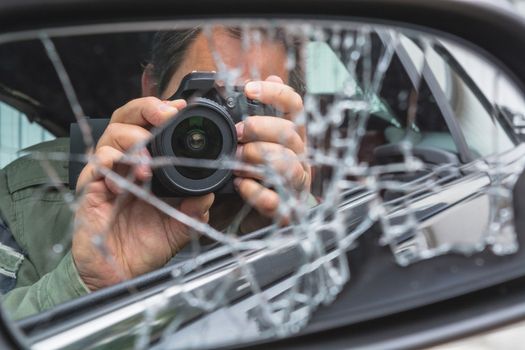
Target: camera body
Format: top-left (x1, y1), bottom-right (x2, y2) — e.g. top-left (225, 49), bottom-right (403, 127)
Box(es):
top-left (69, 72), bottom-right (274, 196)
top-left (148, 71), bottom-right (274, 197)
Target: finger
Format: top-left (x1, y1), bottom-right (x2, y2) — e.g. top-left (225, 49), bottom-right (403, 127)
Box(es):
top-left (111, 149), bottom-right (152, 191)
top-left (77, 146), bottom-right (124, 191)
top-left (235, 141), bottom-right (307, 190)
top-left (132, 148), bottom-right (153, 183)
top-left (234, 177), bottom-right (280, 218)
top-left (179, 193), bottom-right (215, 221)
top-left (77, 146), bottom-right (151, 193)
top-left (161, 193), bottom-right (214, 257)
top-left (77, 179), bottom-right (119, 212)
top-left (111, 97), bottom-right (187, 127)
top-left (236, 116), bottom-right (306, 150)
top-left (265, 75), bottom-right (284, 84)
top-left (244, 80), bottom-right (303, 118)
top-left (97, 123), bottom-right (152, 152)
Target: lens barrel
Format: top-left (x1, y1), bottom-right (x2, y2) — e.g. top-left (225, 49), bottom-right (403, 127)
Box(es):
top-left (149, 98), bottom-right (237, 196)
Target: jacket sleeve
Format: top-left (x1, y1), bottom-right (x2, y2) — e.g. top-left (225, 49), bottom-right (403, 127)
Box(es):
top-left (1, 251), bottom-right (89, 320)
top-left (0, 138), bottom-right (90, 320)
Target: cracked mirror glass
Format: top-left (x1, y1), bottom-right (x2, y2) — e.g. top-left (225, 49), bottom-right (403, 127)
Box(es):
top-left (0, 19), bottom-right (524, 350)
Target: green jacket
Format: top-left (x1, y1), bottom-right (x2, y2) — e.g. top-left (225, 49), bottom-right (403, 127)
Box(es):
top-left (0, 137), bottom-right (268, 320)
top-left (0, 137), bottom-right (316, 321)
top-left (0, 138), bottom-right (89, 320)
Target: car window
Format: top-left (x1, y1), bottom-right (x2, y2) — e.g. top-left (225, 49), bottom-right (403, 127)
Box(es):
top-left (0, 102), bottom-right (54, 167)
top-left (430, 42), bottom-right (515, 157)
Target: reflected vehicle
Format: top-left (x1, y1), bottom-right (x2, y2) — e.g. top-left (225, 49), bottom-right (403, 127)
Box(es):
top-left (1, 1), bottom-right (525, 349)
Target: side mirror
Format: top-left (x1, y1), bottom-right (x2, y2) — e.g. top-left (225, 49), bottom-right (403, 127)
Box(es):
top-left (0, 1), bottom-right (525, 350)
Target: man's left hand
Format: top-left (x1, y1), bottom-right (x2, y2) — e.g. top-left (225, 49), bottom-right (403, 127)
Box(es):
top-left (234, 75), bottom-right (310, 218)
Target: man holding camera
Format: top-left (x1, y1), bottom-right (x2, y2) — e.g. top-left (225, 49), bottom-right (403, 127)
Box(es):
top-left (0, 26), bottom-right (311, 318)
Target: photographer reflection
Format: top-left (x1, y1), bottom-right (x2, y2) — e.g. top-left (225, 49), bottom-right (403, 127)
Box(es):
top-left (142, 71), bottom-right (279, 198)
top-left (0, 27), bottom-right (311, 319)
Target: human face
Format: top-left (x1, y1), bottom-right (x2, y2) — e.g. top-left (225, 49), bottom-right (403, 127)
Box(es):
top-left (160, 27), bottom-right (289, 99)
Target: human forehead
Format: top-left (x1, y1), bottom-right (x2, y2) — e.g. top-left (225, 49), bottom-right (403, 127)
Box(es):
top-left (160, 28), bottom-right (289, 99)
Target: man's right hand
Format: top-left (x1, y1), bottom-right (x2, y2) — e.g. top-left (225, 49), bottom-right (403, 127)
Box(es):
top-left (72, 97), bottom-right (215, 291)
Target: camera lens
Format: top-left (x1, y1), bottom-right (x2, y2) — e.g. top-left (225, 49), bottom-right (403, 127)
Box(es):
top-left (149, 96), bottom-right (237, 196)
top-left (172, 116), bottom-right (223, 180)
top-left (186, 130), bottom-right (206, 151)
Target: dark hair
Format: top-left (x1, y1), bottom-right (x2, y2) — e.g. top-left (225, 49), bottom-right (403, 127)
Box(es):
top-left (149, 27), bottom-right (306, 96)
top-left (150, 28), bottom-right (201, 96)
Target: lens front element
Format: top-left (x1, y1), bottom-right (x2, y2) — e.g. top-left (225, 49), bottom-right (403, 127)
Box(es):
top-left (187, 130), bottom-right (206, 152)
top-left (172, 116), bottom-right (223, 180)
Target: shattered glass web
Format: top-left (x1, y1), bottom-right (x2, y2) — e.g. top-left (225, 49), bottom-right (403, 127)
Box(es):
top-left (19, 21), bottom-right (524, 348)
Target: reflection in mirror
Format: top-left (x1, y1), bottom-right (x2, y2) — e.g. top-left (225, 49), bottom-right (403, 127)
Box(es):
top-left (0, 19), bottom-right (524, 350)
top-left (0, 103), bottom-right (54, 167)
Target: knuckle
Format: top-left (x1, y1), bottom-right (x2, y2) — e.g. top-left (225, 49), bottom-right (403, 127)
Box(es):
top-left (129, 126), bottom-right (151, 141)
top-left (146, 108), bottom-right (164, 125)
top-left (141, 96), bottom-right (161, 108)
top-left (96, 145), bottom-right (113, 154)
top-left (281, 147), bottom-right (296, 160)
top-left (242, 142), bottom-right (257, 159)
top-left (267, 144), bottom-right (287, 163)
top-left (111, 101), bottom-right (134, 120)
top-left (259, 192), bottom-right (279, 214)
top-left (91, 146), bottom-right (115, 169)
top-left (291, 94), bottom-right (304, 112)
top-left (279, 118), bottom-right (295, 131)
top-left (275, 150), bottom-right (295, 172)
top-left (277, 122), bottom-right (301, 146)
top-left (277, 121), bottom-right (294, 136)
top-left (110, 123), bottom-right (150, 141)
top-left (243, 116), bottom-right (258, 134)
top-left (94, 145), bottom-right (116, 159)
top-left (290, 133), bottom-right (304, 153)
top-left (103, 122), bottom-right (120, 137)
top-left (141, 97), bottom-right (168, 125)
top-left (292, 162), bottom-right (304, 180)
top-left (110, 107), bottom-right (123, 121)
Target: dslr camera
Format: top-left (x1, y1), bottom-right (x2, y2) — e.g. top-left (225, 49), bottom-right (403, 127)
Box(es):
top-left (69, 71), bottom-right (275, 196)
top-left (149, 71), bottom-right (275, 196)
